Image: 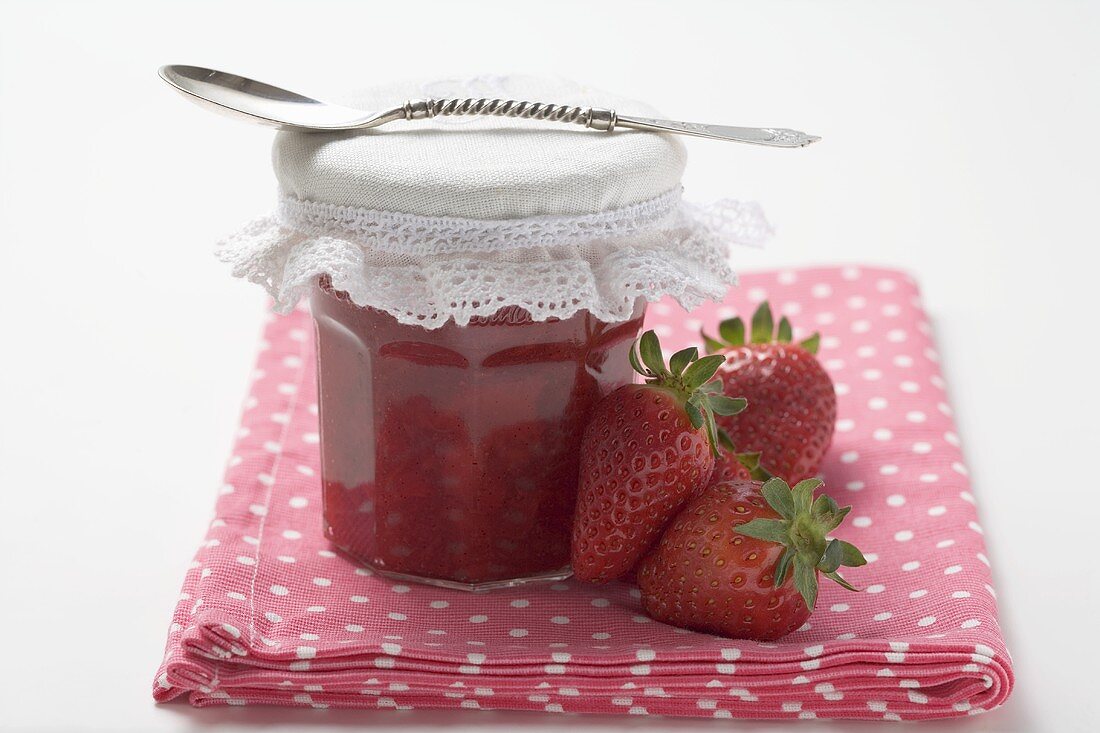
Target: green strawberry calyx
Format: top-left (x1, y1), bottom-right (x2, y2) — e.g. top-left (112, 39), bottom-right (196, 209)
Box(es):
top-left (628, 330), bottom-right (748, 458)
top-left (734, 477), bottom-right (867, 610)
top-left (701, 301), bottom-right (820, 355)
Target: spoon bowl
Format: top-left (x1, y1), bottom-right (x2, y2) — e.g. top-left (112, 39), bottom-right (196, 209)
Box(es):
top-left (158, 65), bottom-right (400, 131)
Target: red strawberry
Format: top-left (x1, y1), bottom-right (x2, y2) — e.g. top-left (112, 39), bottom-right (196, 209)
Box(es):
top-left (710, 446), bottom-right (771, 485)
top-left (703, 302), bottom-right (836, 483)
top-left (638, 477), bottom-right (865, 640)
top-left (571, 331), bottom-right (747, 583)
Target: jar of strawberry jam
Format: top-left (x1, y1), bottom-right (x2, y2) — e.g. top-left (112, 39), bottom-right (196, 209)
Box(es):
top-left (312, 280), bottom-right (645, 587)
top-left (218, 75), bottom-right (755, 589)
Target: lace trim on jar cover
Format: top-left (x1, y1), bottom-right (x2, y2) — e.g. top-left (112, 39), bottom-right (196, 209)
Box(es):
top-left (217, 188), bottom-right (772, 329)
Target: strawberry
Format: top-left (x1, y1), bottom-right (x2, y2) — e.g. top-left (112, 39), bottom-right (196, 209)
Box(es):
top-left (638, 477), bottom-right (866, 640)
top-left (710, 446), bottom-right (771, 485)
top-left (571, 331), bottom-right (747, 583)
top-left (702, 301), bottom-right (836, 483)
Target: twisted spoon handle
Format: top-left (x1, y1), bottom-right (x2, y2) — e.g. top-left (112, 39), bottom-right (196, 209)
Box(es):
top-left (400, 98), bottom-right (819, 147)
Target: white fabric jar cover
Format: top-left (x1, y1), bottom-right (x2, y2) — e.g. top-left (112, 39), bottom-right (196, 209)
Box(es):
top-left (218, 75), bottom-right (772, 328)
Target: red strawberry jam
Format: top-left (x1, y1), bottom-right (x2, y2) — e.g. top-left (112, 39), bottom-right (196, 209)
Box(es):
top-left (310, 278), bottom-right (644, 589)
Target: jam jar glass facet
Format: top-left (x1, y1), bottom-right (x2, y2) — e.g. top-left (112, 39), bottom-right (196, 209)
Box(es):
top-left (311, 279), bottom-right (645, 590)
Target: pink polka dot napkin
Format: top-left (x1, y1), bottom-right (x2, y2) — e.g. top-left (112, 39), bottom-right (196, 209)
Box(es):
top-left (153, 266), bottom-right (1013, 721)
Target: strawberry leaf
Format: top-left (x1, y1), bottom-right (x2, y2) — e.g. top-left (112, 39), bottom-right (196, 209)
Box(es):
top-left (777, 316), bottom-right (793, 343)
top-left (791, 479), bottom-right (818, 515)
top-left (793, 560), bottom-right (819, 610)
top-left (668, 346), bottom-right (698, 376)
top-left (750, 302), bottom-right (774, 344)
top-left (701, 331), bottom-right (726, 355)
top-left (683, 398), bottom-right (704, 430)
top-left (835, 540), bottom-right (867, 567)
top-left (708, 395), bottom-right (748, 416)
top-left (638, 330), bottom-right (667, 377)
top-left (761, 477), bottom-right (795, 519)
top-left (718, 316), bottom-right (745, 347)
top-left (799, 333), bottom-right (821, 354)
top-left (818, 538), bottom-right (844, 573)
top-left (823, 570), bottom-right (859, 592)
top-left (681, 355), bottom-right (726, 390)
top-left (735, 518), bottom-right (788, 545)
top-left (774, 547), bottom-right (796, 588)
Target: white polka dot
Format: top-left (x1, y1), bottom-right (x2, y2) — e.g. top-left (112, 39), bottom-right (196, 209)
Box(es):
top-left (868, 397), bottom-right (888, 410)
top-left (952, 591), bottom-right (971, 599)
top-left (906, 411), bottom-right (926, 423)
top-left (852, 320), bottom-right (871, 333)
top-left (836, 419), bottom-right (855, 432)
top-left (846, 481), bottom-right (864, 491)
top-left (944, 565), bottom-right (963, 575)
top-left (277, 555), bottom-right (296, 563)
top-left (840, 450), bottom-right (859, 464)
top-left (830, 604), bottom-right (849, 612)
top-left (912, 442), bottom-right (932, 454)
top-left (876, 278), bottom-right (897, 292)
top-left (894, 354), bottom-right (914, 367)
top-left (296, 646), bottom-right (317, 659)
top-left (816, 312), bottom-right (836, 325)
top-left (900, 381), bottom-right (920, 393)
top-left (886, 329), bottom-right (907, 343)
top-left (345, 624), bottom-right (364, 632)
top-left (856, 345), bottom-right (877, 358)
top-left (264, 611), bottom-right (283, 623)
top-left (842, 267), bottom-right (861, 280)
top-left (937, 539), bottom-right (956, 549)
top-left (853, 516), bottom-right (872, 528)
top-left (862, 369), bottom-right (882, 381)
top-left (961, 619), bottom-right (981, 629)
top-left (288, 497), bottom-right (308, 508)
top-left (866, 584), bottom-right (885, 594)
top-left (248, 504), bottom-right (267, 517)
top-left (312, 577), bottom-right (331, 587)
top-left (873, 612), bottom-right (893, 621)
top-left (847, 296), bottom-right (866, 309)
top-left (919, 473), bottom-right (939, 483)
top-left (909, 589), bottom-right (927, 599)
top-left (282, 530), bottom-right (302, 540)
top-left (269, 585), bottom-right (289, 596)
top-left (880, 464), bottom-right (899, 476)
top-left (928, 505), bottom-right (946, 516)
top-left (236, 555), bottom-right (256, 566)
top-left (917, 616), bottom-right (936, 627)
top-left (468, 615), bottom-right (488, 624)
top-left (550, 616), bottom-right (570, 624)
top-left (748, 287), bottom-right (768, 302)
top-left (509, 629), bottom-right (528, 637)
top-left (350, 595), bottom-right (369, 603)
top-left (777, 270), bottom-right (797, 284)
top-left (834, 383), bottom-right (850, 396)
top-left (886, 494), bottom-right (906, 507)
top-left (944, 431), bottom-right (961, 446)
top-left (812, 283), bottom-right (832, 298)
top-left (510, 599), bottom-right (529, 608)
top-left (902, 561), bottom-right (921, 571)
top-left (388, 613), bottom-right (407, 621)
top-left (873, 428), bottom-right (893, 441)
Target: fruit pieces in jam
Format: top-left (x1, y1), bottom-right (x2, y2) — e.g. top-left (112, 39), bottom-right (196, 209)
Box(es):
top-left (310, 280), bottom-right (644, 589)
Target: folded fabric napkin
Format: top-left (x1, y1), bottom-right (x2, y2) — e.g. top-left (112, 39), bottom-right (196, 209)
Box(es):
top-left (154, 266), bottom-right (1013, 721)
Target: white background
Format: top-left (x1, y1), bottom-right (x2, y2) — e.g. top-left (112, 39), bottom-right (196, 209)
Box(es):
top-left (1, 1), bottom-right (1097, 731)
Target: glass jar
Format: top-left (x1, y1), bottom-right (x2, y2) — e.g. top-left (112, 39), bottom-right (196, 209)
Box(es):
top-left (311, 278), bottom-right (645, 589)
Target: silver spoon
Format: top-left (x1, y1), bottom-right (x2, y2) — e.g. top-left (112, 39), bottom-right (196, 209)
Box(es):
top-left (158, 65), bottom-right (820, 148)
